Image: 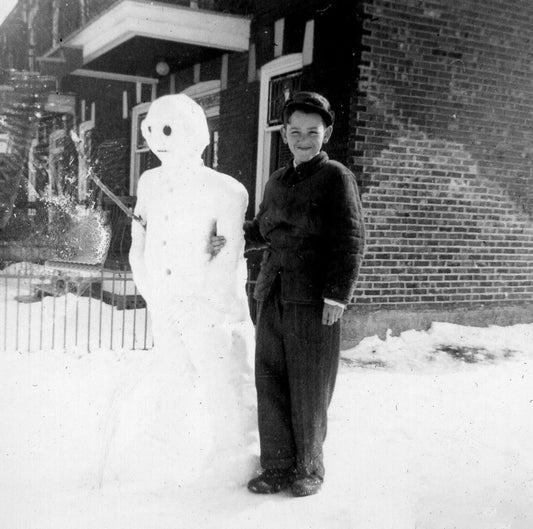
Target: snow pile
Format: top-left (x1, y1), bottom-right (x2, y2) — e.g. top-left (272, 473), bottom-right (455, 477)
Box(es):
top-left (0, 320), bottom-right (532, 528)
top-left (342, 321), bottom-right (533, 372)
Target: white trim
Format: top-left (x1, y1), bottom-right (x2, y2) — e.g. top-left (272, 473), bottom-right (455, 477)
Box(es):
top-left (303, 20), bottom-right (315, 66)
top-left (221, 54), bottom-right (229, 90)
top-left (48, 129), bottom-right (67, 197)
top-left (255, 53), bottom-right (303, 212)
top-left (181, 80), bottom-right (221, 118)
top-left (80, 0), bottom-right (86, 24)
top-left (71, 68), bottom-right (158, 85)
top-left (169, 73), bottom-right (176, 94)
top-left (28, 139), bottom-right (39, 201)
top-left (274, 18), bottom-right (285, 58)
top-left (130, 102), bottom-right (152, 196)
top-left (38, 55), bottom-right (65, 63)
top-left (0, 133), bottom-right (10, 155)
top-left (78, 118), bottom-right (95, 201)
top-left (122, 90), bottom-right (128, 119)
top-left (181, 79), bottom-right (221, 99)
top-left (65, 0), bottom-right (251, 65)
top-left (52, 0), bottom-right (60, 47)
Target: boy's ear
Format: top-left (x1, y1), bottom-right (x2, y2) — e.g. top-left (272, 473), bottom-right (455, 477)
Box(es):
top-left (323, 125), bottom-right (333, 144)
top-left (280, 126), bottom-right (288, 144)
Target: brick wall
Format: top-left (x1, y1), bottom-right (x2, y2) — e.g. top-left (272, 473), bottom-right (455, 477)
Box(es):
top-left (353, 0), bottom-right (533, 310)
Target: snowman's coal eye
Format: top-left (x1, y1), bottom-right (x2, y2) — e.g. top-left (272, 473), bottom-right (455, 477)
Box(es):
top-left (148, 125), bottom-right (152, 133)
top-left (163, 125), bottom-right (172, 136)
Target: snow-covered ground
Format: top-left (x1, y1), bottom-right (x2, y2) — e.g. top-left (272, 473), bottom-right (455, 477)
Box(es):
top-left (1, 272), bottom-right (532, 529)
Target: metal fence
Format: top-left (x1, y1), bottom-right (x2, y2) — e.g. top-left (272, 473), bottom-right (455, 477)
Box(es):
top-left (0, 266), bottom-right (152, 353)
top-left (0, 265), bottom-right (258, 353)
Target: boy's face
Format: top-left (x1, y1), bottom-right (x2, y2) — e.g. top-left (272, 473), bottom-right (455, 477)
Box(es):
top-left (281, 110), bottom-right (332, 165)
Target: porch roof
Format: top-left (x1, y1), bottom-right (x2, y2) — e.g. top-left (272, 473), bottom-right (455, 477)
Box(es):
top-left (40, 0), bottom-right (250, 78)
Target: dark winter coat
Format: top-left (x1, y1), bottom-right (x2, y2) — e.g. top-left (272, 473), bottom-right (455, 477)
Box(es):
top-left (245, 152), bottom-right (365, 305)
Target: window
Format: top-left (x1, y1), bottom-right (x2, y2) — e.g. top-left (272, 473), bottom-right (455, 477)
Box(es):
top-left (267, 70), bottom-right (302, 126)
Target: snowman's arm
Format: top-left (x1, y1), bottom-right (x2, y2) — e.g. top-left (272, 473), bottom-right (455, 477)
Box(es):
top-left (211, 183), bottom-right (248, 286)
top-left (129, 182), bottom-right (151, 303)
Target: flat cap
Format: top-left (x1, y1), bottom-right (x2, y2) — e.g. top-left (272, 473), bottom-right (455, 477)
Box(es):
top-left (282, 91), bottom-right (334, 126)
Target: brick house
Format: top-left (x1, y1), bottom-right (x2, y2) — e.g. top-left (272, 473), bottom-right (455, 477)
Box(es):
top-left (1, 0), bottom-right (532, 342)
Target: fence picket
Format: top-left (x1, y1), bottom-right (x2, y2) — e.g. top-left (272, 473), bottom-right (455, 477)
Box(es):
top-left (1, 268), bottom-right (256, 353)
top-left (0, 269), bottom-right (153, 352)
top-left (2, 273), bottom-right (7, 350)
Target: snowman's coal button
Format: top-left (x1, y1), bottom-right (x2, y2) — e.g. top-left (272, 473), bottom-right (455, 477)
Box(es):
top-left (165, 268), bottom-right (172, 275)
top-left (162, 240), bottom-right (167, 246)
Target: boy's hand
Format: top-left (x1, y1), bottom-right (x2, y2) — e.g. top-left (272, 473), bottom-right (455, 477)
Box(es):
top-left (322, 303), bottom-right (345, 326)
top-left (208, 235), bottom-right (226, 259)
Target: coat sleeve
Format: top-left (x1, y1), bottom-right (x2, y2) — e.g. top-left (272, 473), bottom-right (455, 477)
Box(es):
top-left (322, 167), bottom-right (365, 304)
top-left (243, 197), bottom-right (268, 250)
top-left (243, 218), bottom-right (266, 250)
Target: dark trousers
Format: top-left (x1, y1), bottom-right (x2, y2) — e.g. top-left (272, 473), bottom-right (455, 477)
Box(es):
top-left (254, 278), bottom-right (340, 479)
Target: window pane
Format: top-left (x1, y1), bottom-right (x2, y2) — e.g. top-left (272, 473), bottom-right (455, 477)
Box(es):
top-left (267, 70), bottom-right (302, 126)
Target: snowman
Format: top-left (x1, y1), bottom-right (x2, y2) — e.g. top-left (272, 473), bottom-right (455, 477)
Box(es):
top-left (99, 94), bottom-right (255, 489)
top-left (130, 94), bottom-right (253, 358)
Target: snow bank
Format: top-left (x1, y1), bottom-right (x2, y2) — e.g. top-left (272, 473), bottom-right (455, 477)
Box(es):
top-left (1, 277), bottom-right (532, 528)
top-left (342, 321), bottom-right (533, 372)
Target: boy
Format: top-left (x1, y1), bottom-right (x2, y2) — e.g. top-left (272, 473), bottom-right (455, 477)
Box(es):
top-left (213, 91), bottom-right (365, 497)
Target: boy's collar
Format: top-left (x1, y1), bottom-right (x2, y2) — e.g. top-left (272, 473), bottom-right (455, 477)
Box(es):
top-left (292, 151), bottom-right (325, 168)
top-left (281, 151), bottom-right (329, 183)
top-left (292, 151), bottom-right (328, 173)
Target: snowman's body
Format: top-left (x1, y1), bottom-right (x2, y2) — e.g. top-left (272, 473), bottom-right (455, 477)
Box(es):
top-left (135, 163), bottom-right (249, 325)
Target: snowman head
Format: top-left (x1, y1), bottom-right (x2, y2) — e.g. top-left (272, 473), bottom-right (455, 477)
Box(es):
top-left (141, 94), bottom-right (209, 164)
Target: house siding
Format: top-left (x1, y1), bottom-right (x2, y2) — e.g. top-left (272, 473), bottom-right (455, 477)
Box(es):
top-left (342, 0), bottom-right (533, 339)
